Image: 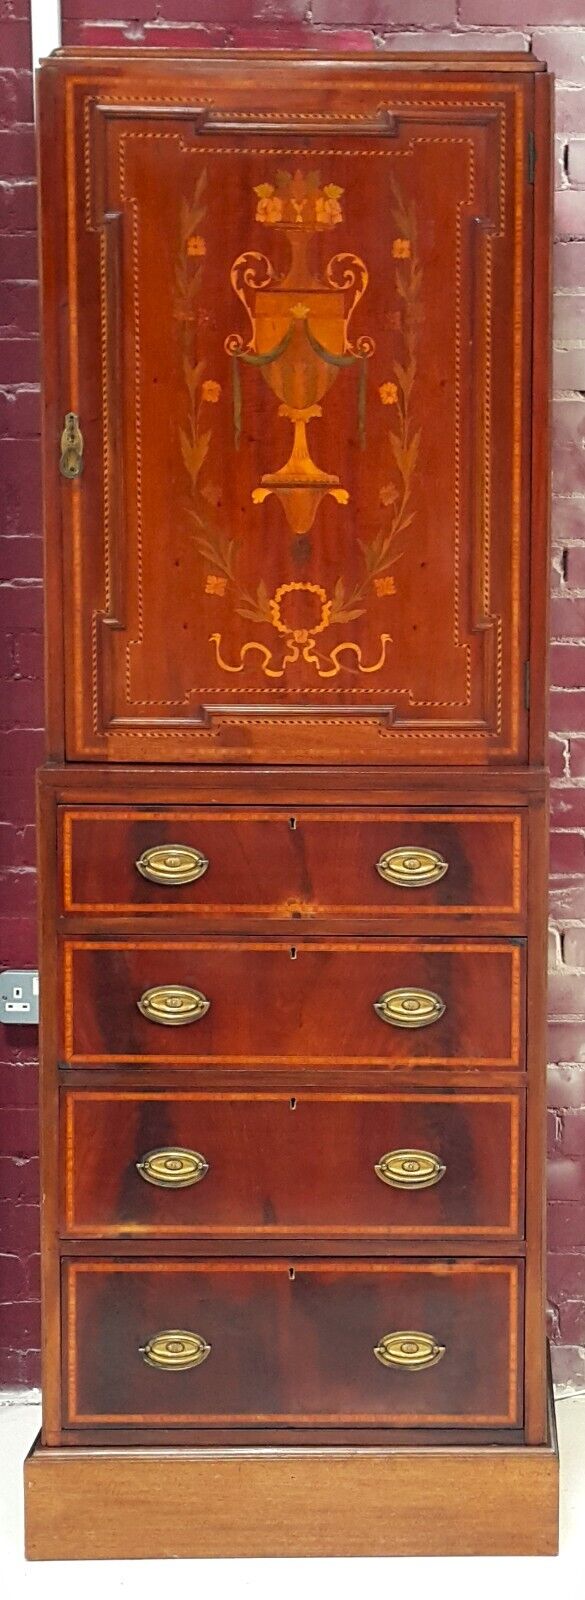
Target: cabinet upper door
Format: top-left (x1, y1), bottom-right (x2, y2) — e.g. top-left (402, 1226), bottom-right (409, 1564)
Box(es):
top-left (39, 54), bottom-right (547, 765)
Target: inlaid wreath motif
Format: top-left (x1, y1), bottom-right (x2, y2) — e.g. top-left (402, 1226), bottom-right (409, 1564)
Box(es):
top-left (175, 168), bottom-right (423, 679)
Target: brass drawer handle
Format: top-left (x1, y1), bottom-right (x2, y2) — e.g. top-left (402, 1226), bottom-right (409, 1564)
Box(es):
top-left (135, 844), bottom-right (209, 886)
top-left (136, 1147), bottom-right (209, 1188)
top-left (375, 1149), bottom-right (446, 1190)
top-left (374, 1331), bottom-right (445, 1371)
top-left (137, 985), bottom-right (210, 1026)
top-left (376, 846), bottom-right (448, 887)
top-left (374, 987), bottom-right (445, 1029)
top-left (140, 1331), bottom-right (211, 1371)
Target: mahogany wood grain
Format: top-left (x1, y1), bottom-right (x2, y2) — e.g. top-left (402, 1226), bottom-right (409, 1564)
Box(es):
top-left (61, 937), bottom-right (525, 1070)
top-left (33, 45), bottom-right (554, 1551)
top-left (24, 1399), bottom-right (559, 1560)
top-left (37, 54), bottom-right (537, 768)
top-left (59, 806), bottom-right (526, 925)
top-left (62, 1257), bottom-right (523, 1430)
top-left (61, 1088), bottom-right (524, 1241)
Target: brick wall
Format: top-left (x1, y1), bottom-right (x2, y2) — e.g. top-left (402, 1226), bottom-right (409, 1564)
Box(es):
top-left (2, 1), bottom-right (585, 1392)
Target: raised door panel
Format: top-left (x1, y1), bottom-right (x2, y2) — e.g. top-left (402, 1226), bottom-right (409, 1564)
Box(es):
top-left (42, 58), bottom-right (534, 764)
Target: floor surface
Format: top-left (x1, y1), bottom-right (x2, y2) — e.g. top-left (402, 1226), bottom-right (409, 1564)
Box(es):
top-left (0, 1391), bottom-right (583, 1590)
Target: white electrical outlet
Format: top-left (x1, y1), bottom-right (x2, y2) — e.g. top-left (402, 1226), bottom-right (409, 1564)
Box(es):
top-left (0, 970), bottom-right (39, 1024)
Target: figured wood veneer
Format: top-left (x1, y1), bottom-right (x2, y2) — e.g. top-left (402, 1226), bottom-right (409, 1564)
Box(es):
top-left (30, 48), bottom-right (556, 1557)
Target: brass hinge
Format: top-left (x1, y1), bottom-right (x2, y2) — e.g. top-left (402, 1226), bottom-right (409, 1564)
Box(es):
top-left (524, 661), bottom-right (531, 710)
top-left (527, 131), bottom-right (536, 184)
top-left (59, 412), bottom-right (84, 479)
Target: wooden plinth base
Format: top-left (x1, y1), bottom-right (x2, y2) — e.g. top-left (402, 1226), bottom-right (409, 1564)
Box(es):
top-left (25, 1390), bottom-right (558, 1560)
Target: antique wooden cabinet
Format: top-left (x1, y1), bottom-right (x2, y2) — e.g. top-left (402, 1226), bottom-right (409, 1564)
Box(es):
top-left (25, 49), bottom-right (558, 1558)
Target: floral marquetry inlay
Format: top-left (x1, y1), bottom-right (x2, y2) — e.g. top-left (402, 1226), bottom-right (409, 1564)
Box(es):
top-left (60, 71), bottom-right (532, 761)
top-left (176, 166), bottom-right (424, 681)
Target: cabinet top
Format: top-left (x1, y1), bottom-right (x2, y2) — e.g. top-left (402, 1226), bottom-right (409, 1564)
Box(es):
top-left (42, 47), bottom-right (547, 74)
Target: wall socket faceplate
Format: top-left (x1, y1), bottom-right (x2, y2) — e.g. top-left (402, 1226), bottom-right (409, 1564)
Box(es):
top-left (0, 970), bottom-right (39, 1024)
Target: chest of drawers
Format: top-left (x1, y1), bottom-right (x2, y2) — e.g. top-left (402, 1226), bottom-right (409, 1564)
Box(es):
top-left (25, 49), bottom-right (558, 1558)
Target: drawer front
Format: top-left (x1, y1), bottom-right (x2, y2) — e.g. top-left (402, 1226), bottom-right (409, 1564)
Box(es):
top-left (59, 807), bottom-right (525, 924)
top-left (62, 939), bottom-right (524, 1070)
top-left (62, 1089), bottom-right (524, 1240)
top-left (62, 1258), bottom-right (523, 1429)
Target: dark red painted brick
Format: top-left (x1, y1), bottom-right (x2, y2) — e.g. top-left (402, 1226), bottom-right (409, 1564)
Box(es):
top-left (0, 1063), bottom-right (37, 1109)
top-left (568, 739), bottom-right (585, 779)
top-left (548, 1201), bottom-right (585, 1251)
top-left (0, 536), bottom-right (42, 583)
top-left (0, 337), bottom-right (39, 385)
top-left (550, 688), bottom-right (585, 734)
top-left (564, 547), bottom-right (585, 590)
top-left (549, 874), bottom-right (585, 918)
top-left (0, 233), bottom-right (37, 279)
top-left (0, 1296), bottom-right (40, 1346)
top-left (558, 1298), bottom-right (585, 1343)
top-left (551, 499), bottom-right (585, 543)
top-left (60, 20), bottom-right (228, 45)
top-left (532, 29), bottom-right (585, 84)
top-left (0, 777), bottom-right (37, 827)
top-left (560, 1108), bottom-right (585, 1156)
top-left (0, 126), bottom-right (35, 180)
top-left (0, 824), bottom-right (37, 870)
top-left (549, 688), bottom-right (585, 736)
top-left (0, 583), bottom-right (43, 631)
top-left (13, 630), bottom-right (43, 679)
top-left (554, 241), bottom-right (585, 290)
top-left (551, 596), bottom-right (585, 638)
top-left (547, 1107), bottom-right (562, 1156)
top-left (550, 830), bottom-right (585, 873)
top-left (313, 0), bottom-right (455, 21)
top-left (553, 452), bottom-right (585, 498)
top-left (0, 280), bottom-right (39, 336)
top-left (548, 1250), bottom-right (585, 1302)
top-left (549, 966), bottom-right (585, 1017)
top-left (548, 1155), bottom-right (585, 1201)
top-left (63, 0), bottom-right (307, 14)
top-left (462, 2), bottom-right (585, 22)
top-left (0, 1105), bottom-right (39, 1158)
top-left (0, 21), bottom-right (32, 73)
top-left (564, 928), bottom-right (585, 968)
top-left (0, 1252), bottom-right (28, 1302)
top-left (0, 729), bottom-right (43, 775)
top-left (0, 928), bottom-right (37, 979)
top-left (0, 388), bottom-right (40, 439)
top-left (0, 1155), bottom-right (38, 1206)
top-left (0, 69), bottom-right (33, 126)
top-left (550, 643), bottom-right (585, 688)
top-left (0, 676), bottom-right (43, 727)
top-left (551, 784), bottom-right (585, 825)
top-left (0, 872), bottom-right (37, 923)
top-left (548, 1061), bottom-right (585, 1100)
top-left (0, 180), bottom-right (36, 232)
top-left (549, 735), bottom-right (569, 777)
top-left (0, 1201), bottom-right (39, 1256)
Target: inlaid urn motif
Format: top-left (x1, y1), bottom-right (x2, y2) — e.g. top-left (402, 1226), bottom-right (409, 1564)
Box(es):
top-left (225, 169), bottom-right (375, 536)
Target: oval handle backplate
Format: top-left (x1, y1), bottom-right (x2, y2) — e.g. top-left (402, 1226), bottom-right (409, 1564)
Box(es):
top-left (376, 847), bottom-right (448, 888)
top-left (375, 1149), bottom-right (446, 1190)
top-left (135, 844), bottom-right (209, 886)
top-left (59, 411), bottom-right (84, 479)
top-left (137, 985), bottom-right (210, 1027)
top-left (374, 1331), bottom-right (445, 1371)
top-left (136, 1147), bottom-right (209, 1188)
top-left (140, 1330), bottom-right (211, 1371)
top-left (374, 987), bottom-right (445, 1029)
